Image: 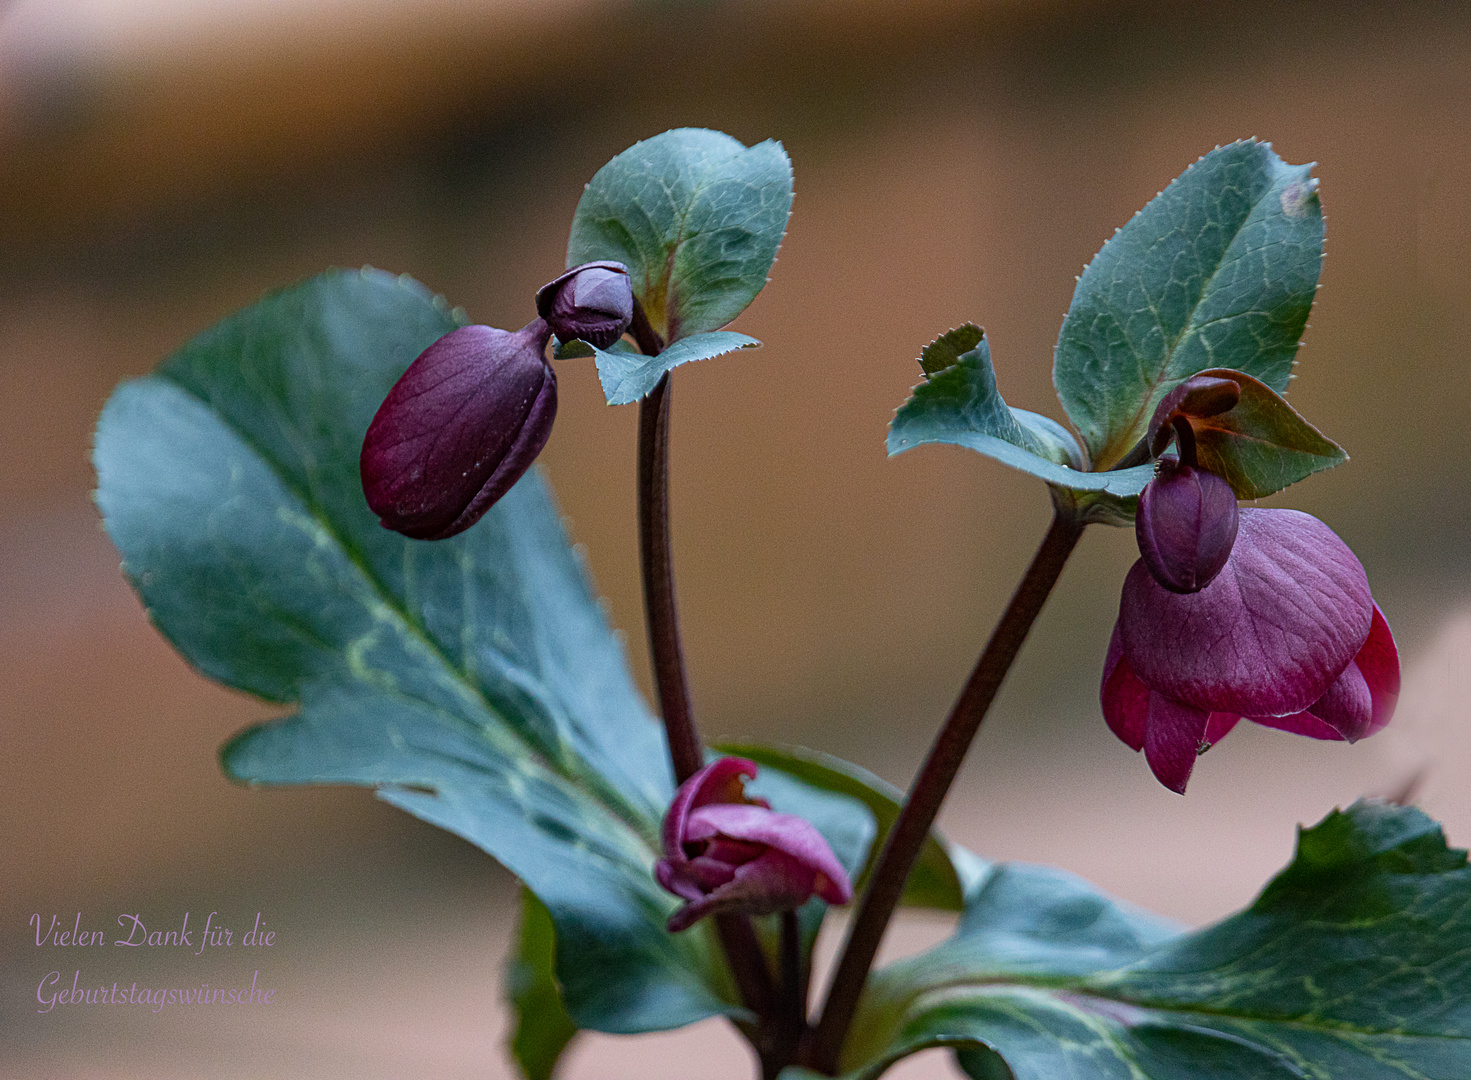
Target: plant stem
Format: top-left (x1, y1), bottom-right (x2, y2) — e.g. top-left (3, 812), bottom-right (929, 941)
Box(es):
top-left (630, 302), bottom-right (777, 1043)
top-left (772, 910), bottom-right (808, 1067)
top-left (807, 510), bottom-right (1086, 1073)
top-left (637, 370), bottom-right (702, 783)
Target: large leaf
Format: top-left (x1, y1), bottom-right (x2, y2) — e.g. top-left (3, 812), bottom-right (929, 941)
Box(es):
top-left (508, 888), bottom-right (579, 1080)
top-left (94, 268), bottom-right (732, 1035)
top-left (557, 331), bottom-right (761, 406)
top-left (566, 128), bottom-right (793, 346)
top-left (823, 801), bottom-right (1471, 1079)
top-left (719, 741), bottom-right (984, 910)
top-left (888, 326), bottom-right (1156, 515)
top-left (1054, 140), bottom-right (1325, 470)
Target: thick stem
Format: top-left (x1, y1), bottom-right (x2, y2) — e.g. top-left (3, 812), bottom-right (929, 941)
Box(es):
top-left (630, 303), bottom-right (776, 1045)
top-left (807, 511), bottom-right (1086, 1073)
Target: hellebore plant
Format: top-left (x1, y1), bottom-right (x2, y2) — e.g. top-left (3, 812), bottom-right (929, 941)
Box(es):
top-left (94, 131), bottom-right (1471, 1080)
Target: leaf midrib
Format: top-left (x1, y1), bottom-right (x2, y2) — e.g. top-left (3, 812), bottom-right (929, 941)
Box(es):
top-left (159, 370), bottom-right (659, 846)
top-left (1091, 157), bottom-right (1287, 468)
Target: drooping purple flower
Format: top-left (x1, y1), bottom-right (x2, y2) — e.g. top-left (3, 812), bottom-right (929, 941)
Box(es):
top-left (361, 319), bottom-right (555, 541)
top-left (1102, 508), bottom-right (1399, 793)
top-left (1135, 456), bottom-right (1239, 594)
top-left (535, 261), bottom-right (634, 350)
top-left (655, 757), bottom-right (853, 933)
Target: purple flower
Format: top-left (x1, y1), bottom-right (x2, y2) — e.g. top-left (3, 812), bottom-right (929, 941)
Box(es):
top-left (360, 320), bottom-right (555, 540)
top-left (655, 757), bottom-right (853, 933)
top-left (1102, 508), bottom-right (1400, 793)
top-left (535, 261), bottom-right (634, 350)
top-left (1135, 456), bottom-right (1240, 594)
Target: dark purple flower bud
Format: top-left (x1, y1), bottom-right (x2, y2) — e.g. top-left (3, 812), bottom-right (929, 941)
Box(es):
top-left (1101, 508), bottom-right (1399, 793)
top-left (360, 320), bottom-right (555, 541)
top-left (1135, 456), bottom-right (1239, 593)
top-left (535, 261), bottom-right (634, 350)
top-left (655, 757), bottom-right (853, 933)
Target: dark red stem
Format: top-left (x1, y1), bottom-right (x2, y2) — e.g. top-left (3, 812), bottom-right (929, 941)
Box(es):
top-left (806, 510), bottom-right (1086, 1073)
top-left (630, 301), bottom-right (777, 1051)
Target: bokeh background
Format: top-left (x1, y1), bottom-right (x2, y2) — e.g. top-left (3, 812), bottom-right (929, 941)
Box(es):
top-left (3, 1), bottom-right (1471, 1076)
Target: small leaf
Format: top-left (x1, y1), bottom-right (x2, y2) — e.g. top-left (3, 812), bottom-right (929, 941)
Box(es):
top-left (919, 324), bottom-right (985, 376)
top-left (838, 801), bottom-right (1471, 1080)
top-left (889, 330), bottom-right (1154, 500)
top-left (566, 129), bottom-right (793, 343)
top-left (1054, 140), bottom-right (1325, 469)
top-left (718, 741), bottom-right (980, 910)
top-left (558, 331), bottom-right (761, 406)
top-left (1172, 367), bottom-right (1347, 499)
top-left (94, 268), bottom-right (735, 1037)
top-left (508, 888), bottom-right (578, 1080)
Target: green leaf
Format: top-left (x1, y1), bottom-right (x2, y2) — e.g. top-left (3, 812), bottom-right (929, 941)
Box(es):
top-left (1054, 140), bottom-right (1325, 470)
top-left (888, 327), bottom-right (1155, 502)
top-left (566, 128), bottom-right (792, 344)
top-left (93, 268), bottom-right (733, 1036)
top-left (1179, 367), bottom-right (1347, 499)
top-left (557, 331), bottom-right (761, 406)
top-left (508, 888), bottom-right (579, 1080)
top-left (838, 801), bottom-right (1471, 1080)
top-left (719, 741), bottom-right (980, 910)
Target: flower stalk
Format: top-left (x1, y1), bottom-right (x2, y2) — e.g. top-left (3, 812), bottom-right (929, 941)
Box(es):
top-left (629, 302), bottom-right (781, 1057)
top-left (807, 509), bottom-right (1086, 1073)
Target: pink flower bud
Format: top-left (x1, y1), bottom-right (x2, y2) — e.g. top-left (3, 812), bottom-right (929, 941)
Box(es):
top-left (535, 261), bottom-right (634, 350)
top-left (655, 757), bottom-right (853, 933)
top-left (360, 320), bottom-right (555, 540)
top-left (1135, 456), bottom-right (1239, 593)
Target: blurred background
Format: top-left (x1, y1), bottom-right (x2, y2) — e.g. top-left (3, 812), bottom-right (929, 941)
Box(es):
top-left (3, 1), bottom-right (1471, 1076)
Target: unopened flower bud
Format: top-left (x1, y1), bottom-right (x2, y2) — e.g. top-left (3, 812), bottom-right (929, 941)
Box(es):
top-left (655, 757), bottom-right (853, 932)
top-left (535, 261), bottom-right (634, 350)
top-left (1135, 456), bottom-right (1239, 594)
top-left (361, 320), bottom-right (555, 541)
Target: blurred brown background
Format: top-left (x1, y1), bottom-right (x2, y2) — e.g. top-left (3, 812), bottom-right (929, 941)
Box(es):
top-left (3, 1), bottom-right (1471, 1077)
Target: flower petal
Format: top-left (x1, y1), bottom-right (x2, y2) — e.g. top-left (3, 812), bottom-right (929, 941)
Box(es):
top-left (1355, 603), bottom-right (1400, 738)
top-left (1248, 710), bottom-right (1346, 741)
top-left (654, 858), bottom-right (705, 903)
top-left (661, 757), bottom-right (759, 865)
top-left (1203, 713), bottom-right (1240, 746)
top-left (1308, 659), bottom-right (1374, 742)
top-left (1101, 624), bottom-right (1149, 751)
top-left (1143, 693), bottom-right (1210, 794)
top-left (688, 804), bottom-right (853, 903)
top-left (1120, 508), bottom-right (1372, 717)
top-left (666, 849), bottom-right (817, 932)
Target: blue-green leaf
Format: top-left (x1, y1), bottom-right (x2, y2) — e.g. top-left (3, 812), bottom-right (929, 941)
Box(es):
top-left (566, 129), bottom-right (792, 345)
top-left (836, 801), bottom-right (1471, 1080)
top-left (1053, 140), bottom-right (1325, 469)
top-left (888, 326), bottom-right (1154, 503)
top-left (558, 331), bottom-right (760, 406)
top-left (94, 268), bottom-right (731, 1036)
